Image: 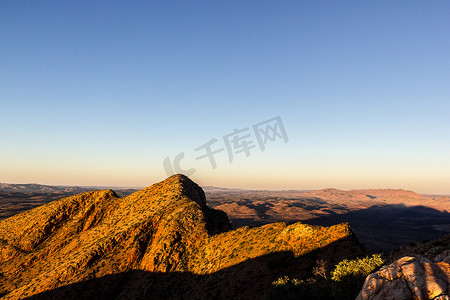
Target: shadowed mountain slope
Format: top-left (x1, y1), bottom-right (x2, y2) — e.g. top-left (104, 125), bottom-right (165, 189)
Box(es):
top-left (23, 238), bottom-right (359, 300)
top-left (306, 204), bottom-right (450, 250)
top-left (0, 175), bottom-right (361, 299)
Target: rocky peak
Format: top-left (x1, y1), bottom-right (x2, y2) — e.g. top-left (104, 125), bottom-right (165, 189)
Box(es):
top-left (168, 174), bottom-right (207, 208)
top-left (131, 174), bottom-right (207, 209)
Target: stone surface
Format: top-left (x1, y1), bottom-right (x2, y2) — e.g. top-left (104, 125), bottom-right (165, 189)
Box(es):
top-left (434, 250), bottom-right (450, 264)
top-left (357, 256), bottom-right (450, 300)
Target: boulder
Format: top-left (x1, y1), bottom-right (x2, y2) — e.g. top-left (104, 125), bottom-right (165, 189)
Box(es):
top-left (357, 256), bottom-right (450, 300)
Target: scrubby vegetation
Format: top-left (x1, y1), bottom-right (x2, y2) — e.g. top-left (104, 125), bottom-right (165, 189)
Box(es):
top-left (331, 254), bottom-right (384, 281)
top-left (269, 254), bottom-right (384, 300)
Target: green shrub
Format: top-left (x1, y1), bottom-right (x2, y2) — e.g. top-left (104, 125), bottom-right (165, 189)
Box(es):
top-left (269, 254), bottom-right (385, 300)
top-left (272, 276), bottom-right (300, 286)
top-left (269, 276), bottom-right (329, 300)
top-left (330, 254), bottom-right (384, 300)
top-left (331, 254), bottom-right (384, 282)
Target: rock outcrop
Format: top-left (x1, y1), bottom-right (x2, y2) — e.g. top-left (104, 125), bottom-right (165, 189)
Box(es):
top-left (357, 256), bottom-right (450, 300)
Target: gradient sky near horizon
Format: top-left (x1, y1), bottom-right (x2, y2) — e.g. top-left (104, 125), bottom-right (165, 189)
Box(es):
top-left (1, 1), bottom-right (449, 193)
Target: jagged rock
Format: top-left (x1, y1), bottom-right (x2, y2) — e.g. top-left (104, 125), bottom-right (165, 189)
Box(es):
top-left (357, 256), bottom-right (450, 300)
top-left (434, 250), bottom-right (450, 264)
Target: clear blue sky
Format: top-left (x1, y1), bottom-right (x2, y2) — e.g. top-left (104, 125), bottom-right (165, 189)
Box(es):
top-left (1, 1), bottom-right (449, 193)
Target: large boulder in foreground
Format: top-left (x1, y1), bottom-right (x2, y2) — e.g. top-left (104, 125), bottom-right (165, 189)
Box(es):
top-left (357, 256), bottom-right (450, 300)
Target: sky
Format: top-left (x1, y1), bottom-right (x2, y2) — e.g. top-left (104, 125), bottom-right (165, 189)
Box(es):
top-left (1, 1), bottom-right (449, 193)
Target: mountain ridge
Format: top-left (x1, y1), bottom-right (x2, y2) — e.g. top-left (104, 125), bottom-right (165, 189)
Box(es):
top-left (0, 175), bottom-right (360, 299)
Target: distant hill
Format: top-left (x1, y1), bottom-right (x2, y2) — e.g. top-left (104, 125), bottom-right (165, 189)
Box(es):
top-left (206, 188), bottom-right (450, 250)
top-left (0, 175), bottom-right (360, 299)
top-left (302, 188), bottom-right (449, 211)
top-left (0, 182), bottom-right (140, 195)
top-left (0, 183), bottom-right (89, 193)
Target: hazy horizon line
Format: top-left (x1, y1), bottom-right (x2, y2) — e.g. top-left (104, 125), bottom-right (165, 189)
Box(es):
top-left (1, 181), bottom-right (449, 197)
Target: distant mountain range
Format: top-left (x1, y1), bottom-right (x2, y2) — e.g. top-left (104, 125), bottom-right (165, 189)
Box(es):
top-left (0, 183), bottom-right (140, 194)
top-left (206, 187), bottom-right (450, 250)
top-left (0, 183), bottom-right (89, 193)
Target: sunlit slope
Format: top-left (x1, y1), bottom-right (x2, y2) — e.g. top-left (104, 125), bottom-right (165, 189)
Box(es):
top-left (0, 175), bottom-right (359, 299)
